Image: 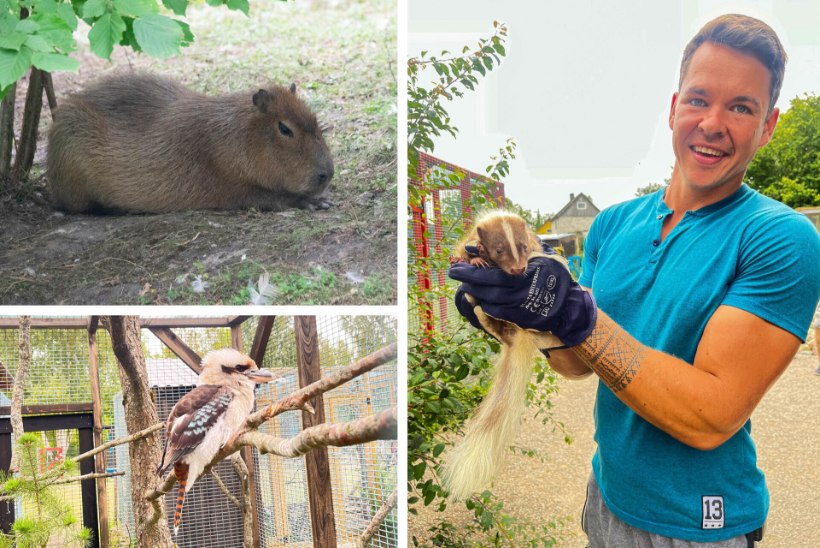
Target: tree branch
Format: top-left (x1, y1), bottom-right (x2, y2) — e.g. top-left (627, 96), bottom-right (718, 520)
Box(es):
top-left (240, 407), bottom-right (397, 458)
top-left (74, 422), bottom-right (164, 463)
top-left (9, 315), bottom-right (31, 473)
top-left (357, 489), bottom-right (398, 548)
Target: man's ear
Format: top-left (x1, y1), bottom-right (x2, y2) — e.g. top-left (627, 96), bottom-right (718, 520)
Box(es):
top-left (758, 107), bottom-right (779, 148)
top-left (668, 92), bottom-right (679, 130)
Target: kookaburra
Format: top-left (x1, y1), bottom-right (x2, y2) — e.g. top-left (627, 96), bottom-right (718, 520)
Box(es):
top-left (157, 349), bottom-right (275, 535)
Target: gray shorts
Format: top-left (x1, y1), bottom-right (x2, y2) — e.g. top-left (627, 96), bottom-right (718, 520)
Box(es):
top-left (581, 473), bottom-right (748, 548)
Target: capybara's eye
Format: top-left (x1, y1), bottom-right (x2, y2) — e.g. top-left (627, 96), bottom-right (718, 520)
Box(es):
top-left (278, 122), bottom-right (293, 138)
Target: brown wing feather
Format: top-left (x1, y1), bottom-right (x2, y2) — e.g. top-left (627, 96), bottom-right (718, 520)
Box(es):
top-left (157, 385), bottom-right (233, 476)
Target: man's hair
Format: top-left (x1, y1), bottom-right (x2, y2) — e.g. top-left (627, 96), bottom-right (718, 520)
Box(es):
top-left (679, 14), bottom-right (787, 113)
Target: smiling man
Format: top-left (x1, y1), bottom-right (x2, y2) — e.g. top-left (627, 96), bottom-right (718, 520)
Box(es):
top-left (449, 14), bottom-right (820, 547)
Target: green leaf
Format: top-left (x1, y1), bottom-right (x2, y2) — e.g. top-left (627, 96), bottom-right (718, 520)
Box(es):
top-left (0, 46), bottom-right (32, 88)
top-left (24, 34), bottom-right (52, 52)
top-left (177, 19), bottom-right (193, 47)
top-left (16, 19), bottom-right (40, 33)
top-left (133, 14), bottom-right (183, 59)
top-left (161, 0), bottom-right (188, 16)
top-left (114, 0), bottom-right (157, 17)
top-left (55, 3), bottom-right (79, 30)
top-left (88, 12), bottom-right (126, 59)
top-left (432, 443), bottom-right (445, 457)
top-left (31, 13), bottom-right (76, 51)
top-left (225, 0), bottom-right (249, 15)
top-left (0, 32), bottom-right (27, 51)
top-left (31, 51), bottom-right (79, 72)
top-left (82, 0), bottom-right (107, 19)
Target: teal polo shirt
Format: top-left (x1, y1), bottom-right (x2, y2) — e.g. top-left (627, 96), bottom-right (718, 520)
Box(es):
top-left (578, 184), bottom-right (820, 541)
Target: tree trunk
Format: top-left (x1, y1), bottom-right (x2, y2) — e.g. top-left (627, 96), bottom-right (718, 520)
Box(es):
top-left (0, 82), bottom-right (16, 182)
top-left (12, 68), bottom-right (44, 182)
top-left (9, 315), bottom-right (31, 473)
top-left (104, 316), bottom-right (173, 548)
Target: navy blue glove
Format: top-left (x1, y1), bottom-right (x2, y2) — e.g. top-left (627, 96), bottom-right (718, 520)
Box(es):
top-left (448, 256), bottom-right (597, 347)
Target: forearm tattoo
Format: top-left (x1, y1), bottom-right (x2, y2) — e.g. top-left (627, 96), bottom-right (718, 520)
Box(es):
top-left (574, 313), bottom-right (646, 392)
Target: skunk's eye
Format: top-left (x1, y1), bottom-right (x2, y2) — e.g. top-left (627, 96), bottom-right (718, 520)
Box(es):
top-left (278, 122), bottom-right (293, 137)
top-left (236, 364), bottom-right (250, 372)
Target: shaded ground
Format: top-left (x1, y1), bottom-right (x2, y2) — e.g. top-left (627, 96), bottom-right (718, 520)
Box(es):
top-left (411, 348), bottom-right (820, 547)
top-left (0, 0), bottom-right (397, 305)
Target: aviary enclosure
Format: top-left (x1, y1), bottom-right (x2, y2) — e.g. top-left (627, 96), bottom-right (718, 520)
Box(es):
top-left (0, 315), bottom-right (398, 547)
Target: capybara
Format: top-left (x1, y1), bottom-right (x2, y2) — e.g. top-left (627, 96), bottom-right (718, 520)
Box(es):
top-left (47, 72), bottom-right (334, 213)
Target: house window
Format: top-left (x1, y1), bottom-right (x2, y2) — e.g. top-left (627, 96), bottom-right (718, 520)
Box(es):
top-left (577, 201), bottom-right (587, 210)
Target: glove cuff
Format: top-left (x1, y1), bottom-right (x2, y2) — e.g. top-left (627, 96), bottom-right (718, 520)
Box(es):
top-left (552, 287), bottom-right (597, 347)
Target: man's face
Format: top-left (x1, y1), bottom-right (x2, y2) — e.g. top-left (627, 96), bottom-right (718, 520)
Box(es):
top-left (669, 42), bottom-right (779, 194)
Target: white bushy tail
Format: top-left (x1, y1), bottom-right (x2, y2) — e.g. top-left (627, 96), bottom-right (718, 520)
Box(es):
top-left (443, 330), bottom-right (540, 500)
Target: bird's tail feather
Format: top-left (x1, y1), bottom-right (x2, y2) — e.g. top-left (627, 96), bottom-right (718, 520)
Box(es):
top-left (173, 461), bottom-right (189, 536)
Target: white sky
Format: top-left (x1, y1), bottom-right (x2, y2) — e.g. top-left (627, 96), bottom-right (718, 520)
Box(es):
top-left (408, 0), bottom-right (820, 215)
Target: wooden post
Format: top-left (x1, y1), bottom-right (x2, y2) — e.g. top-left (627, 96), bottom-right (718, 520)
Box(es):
top-left (231, 324), bottom-right (261, 548)
top-left (78, 425), bottom-right (100, 548)
top-left (87, 318), bottom-right (110, 548)
top-left (295, 316), bottom-right (337, 547)
top-left (249, 316), bottom-right (275, 365)
top-left (12, 68), bottom-right (43, 181)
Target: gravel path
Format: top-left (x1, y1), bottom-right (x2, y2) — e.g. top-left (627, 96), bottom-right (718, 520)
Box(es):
top-left (410, 350), bottom-right (820, 547)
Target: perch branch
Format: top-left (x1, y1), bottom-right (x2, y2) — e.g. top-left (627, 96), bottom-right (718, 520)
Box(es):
top-left (229, 453), bottom-right (253, 548)
top-left (146, 473), bottom-right (178, 530)
top-left (239, 407), bottom-right (398, 457)
top-left (210, 469), bottom-right (242, 512)
top-left (357, 489), bottom-right (398, 548)
top-left (74, 422), bottom-right (164, 463)
top-left (52, 471), bottom-right (125, 485)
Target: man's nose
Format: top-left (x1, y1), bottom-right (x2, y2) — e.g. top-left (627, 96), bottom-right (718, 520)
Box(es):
top-left (698, 107), bottom-right (727, 137)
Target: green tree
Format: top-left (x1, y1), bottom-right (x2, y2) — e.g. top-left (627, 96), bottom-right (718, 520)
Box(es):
top-left (635, 182), bottom-right (665, 197)
top-left (746, 93), bottom-right (820, 207)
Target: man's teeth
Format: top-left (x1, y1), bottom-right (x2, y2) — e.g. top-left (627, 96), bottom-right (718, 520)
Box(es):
top-left (692, 145), bottom-right (725, 157)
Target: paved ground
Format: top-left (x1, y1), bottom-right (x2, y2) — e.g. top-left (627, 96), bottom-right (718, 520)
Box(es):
top-left (410, 350), bottom-right (820, 547)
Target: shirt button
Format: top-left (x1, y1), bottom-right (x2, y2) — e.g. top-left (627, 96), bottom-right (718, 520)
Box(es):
top-left (652, 240), bottom-right (659, 247)
top-left (657, 214), bottom-right (664, 220)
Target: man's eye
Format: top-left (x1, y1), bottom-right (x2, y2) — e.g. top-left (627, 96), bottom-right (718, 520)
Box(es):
top-left (688, 98), bottom-right (707, 107)
top-left (732, 104), bottom-right (752, 114)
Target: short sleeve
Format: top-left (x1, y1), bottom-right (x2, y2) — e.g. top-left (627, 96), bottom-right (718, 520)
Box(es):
top-left (723, 213), bottom-right (820, 341)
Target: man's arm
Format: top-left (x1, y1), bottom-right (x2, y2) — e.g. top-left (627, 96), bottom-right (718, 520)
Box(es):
top-left (565, 304), bottom-right (799, 450)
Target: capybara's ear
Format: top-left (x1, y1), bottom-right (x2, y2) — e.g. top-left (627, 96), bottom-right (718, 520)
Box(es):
top-left (252, 90), bottom-right (270, 113)
top-left (289, 83), bottom-right (296, 94)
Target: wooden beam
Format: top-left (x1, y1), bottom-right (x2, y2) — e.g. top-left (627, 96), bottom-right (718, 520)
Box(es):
top-left (226, 316), bottom-right (252, 328)
top-left (295, 316), bottom-right (336, 547)
top-left (249, 317), bottom-right (275, 366)
top-left (147, 327), bottom-right (202, 374)
top-left (87, 325), bottom-right (110, 548)
top-left (0, 317), bottom-right (248, 330)
top-left (232, 325), bottom-right (261, 548)
top-left (0, 403), bottom-right (93, 418)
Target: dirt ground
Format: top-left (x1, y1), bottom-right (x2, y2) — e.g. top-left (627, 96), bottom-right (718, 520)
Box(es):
top-left (410, 349), bottom-right (820, 547)
top-left (0, 0), bottom-right (397, 305)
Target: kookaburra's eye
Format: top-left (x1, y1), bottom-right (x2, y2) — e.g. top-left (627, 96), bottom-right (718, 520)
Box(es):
top-left (236, 364), bottom-right (250, 372)
top-left (278, 122), bottom-right (293, 138)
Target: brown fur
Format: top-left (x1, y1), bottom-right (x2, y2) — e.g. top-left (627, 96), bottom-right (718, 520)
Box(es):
top-left (47, 72), bottom-right (334, 213)
top-left (454, 210), bottom-right (544, 277)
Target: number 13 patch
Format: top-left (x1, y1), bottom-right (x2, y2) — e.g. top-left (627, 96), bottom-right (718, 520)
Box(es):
top-left (702, 496), bottom-right (724, 529)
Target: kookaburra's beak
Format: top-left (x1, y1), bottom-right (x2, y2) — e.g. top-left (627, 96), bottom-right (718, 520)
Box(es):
top-left (243, 368), bottom-right (276, 383)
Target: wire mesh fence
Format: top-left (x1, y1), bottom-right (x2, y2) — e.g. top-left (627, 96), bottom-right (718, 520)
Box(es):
top-left (409, 152), bottom-right (506, 335)
top-left (0, 316), bottom-right (397, 548)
